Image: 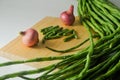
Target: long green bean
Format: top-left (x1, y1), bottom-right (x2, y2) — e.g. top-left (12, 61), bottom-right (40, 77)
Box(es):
top-left (88, 50), bottom-right (120, 79)
top-left (77, 20), bottom-right (94, 79)
top-left (95, 60), bottom-right (120, 80)
top-left (46, 38), bottom-right (89, 53)
top-left (0, 55), bottom-right (73, 67)
top-left (89, 0), bottom-right (116, 32)
top-left (86, 3), bottom-right (112, 35)
top-left (0, 64), bottom-right (55, 80)
top-left (93, 0), bottom-right (120, 27)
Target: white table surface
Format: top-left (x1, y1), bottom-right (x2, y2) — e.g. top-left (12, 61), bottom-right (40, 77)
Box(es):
top-left (0, 0), bottom-right (119, 80)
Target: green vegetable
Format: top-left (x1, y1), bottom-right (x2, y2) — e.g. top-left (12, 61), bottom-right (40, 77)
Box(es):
top-left (46, 38), bottom-right (90, 53)
top-left (63, 34), bottom-right (75, 42)
top-left (41, 25), bottom-right (78, 43)
top-left (62, 29), bottom-right (74, 36)
top-left (95, 60), bottom-right (120, 80)
top-left (73, 30), bottom-right (79, 39)
top-left (0, 55), bottom-right (72, 67)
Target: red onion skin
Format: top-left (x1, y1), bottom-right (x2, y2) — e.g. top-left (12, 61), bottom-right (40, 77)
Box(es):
top-left (60, 5), bottom-right (75, 26)
top-left (20, 28), bottom-right (39, 47)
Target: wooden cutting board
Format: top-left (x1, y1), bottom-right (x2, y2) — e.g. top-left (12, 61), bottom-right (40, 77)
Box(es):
top-left (0, 16), bottom-right (90, 68)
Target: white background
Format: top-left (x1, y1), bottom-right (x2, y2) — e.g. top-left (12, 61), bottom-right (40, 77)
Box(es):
top-left (0, 0), bottom-right (120, 80)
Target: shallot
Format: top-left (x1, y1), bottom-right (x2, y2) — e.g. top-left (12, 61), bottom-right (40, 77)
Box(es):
top-left (60, 5), bottom-right (75, 26)
top-left (20, 28), bottom-right (39, 47)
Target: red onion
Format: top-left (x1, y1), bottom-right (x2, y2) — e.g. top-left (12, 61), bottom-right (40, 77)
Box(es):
top-left (60, 5), bottom-right (75, 26)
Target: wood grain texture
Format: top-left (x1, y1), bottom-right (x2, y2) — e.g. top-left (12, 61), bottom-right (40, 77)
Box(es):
top-left (0, 16), bottom-right (90, 68)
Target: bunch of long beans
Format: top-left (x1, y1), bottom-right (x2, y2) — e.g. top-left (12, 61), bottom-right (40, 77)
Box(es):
top-left (0, 0), bottom-right (120, 80)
